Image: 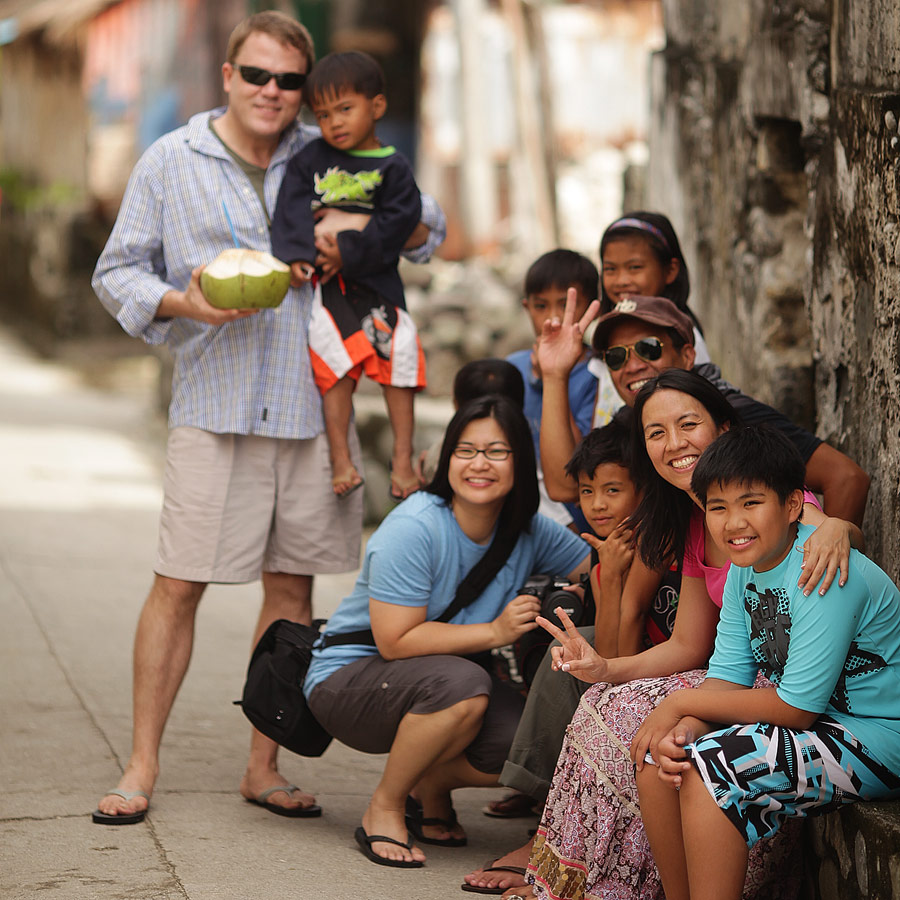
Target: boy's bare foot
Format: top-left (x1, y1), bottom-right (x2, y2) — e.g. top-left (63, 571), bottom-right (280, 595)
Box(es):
top-left (332, 465), bottom-right (364, 498)
top-left (389, 459), bottom-right (419, 502)
top-left (463, 840), bottom-right (533, 892)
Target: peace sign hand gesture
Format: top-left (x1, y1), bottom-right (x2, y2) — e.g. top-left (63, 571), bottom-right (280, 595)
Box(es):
top-left (537, 606), bottom-right (610, 684)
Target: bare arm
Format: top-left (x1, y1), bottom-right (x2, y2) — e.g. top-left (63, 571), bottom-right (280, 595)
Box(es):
top-left (616, 553), bottom-right (668, 658)
top-left (583, 523), bottom-right (634, 658)
top-left (803, 442), bottom-right (870, 527)
top-left (369, 593), bottom-right (541, 660)
top-left (796, 502), bottom-right (864, 595)
top-left (632, 678), bottom-right (817, 768)
top-left (537, 289), bottom-right (601, 502)
top-left (540, 574), bottom-right (719, 685)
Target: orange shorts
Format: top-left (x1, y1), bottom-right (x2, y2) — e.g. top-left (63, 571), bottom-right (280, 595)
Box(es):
top-left (307, 280), bottom-right (426, 394)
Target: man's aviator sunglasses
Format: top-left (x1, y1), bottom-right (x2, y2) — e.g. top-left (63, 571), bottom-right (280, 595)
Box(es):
top-left (236, 64), bottom-right (306, 91)
top-left (603, 337), bottom-right (665, 371)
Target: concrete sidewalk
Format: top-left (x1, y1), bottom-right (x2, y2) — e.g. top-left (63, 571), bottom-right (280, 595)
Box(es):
top-left (0, 329), bottom-right (531, 899)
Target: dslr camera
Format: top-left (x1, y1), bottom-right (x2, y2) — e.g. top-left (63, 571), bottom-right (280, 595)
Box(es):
top-left (492, 573), bottom-right (591, 688)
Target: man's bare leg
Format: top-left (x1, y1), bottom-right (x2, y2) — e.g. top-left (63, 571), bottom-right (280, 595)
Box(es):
top-left (95, 575), bottom-right (206, 817)
top-left (239, 572), bottom-right (317, 811)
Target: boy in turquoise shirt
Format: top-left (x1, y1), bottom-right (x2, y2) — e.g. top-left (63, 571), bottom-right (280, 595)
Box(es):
top-left (632, 426), bottom-right (900, 900)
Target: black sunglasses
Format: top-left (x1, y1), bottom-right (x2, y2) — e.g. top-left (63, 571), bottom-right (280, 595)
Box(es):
top-left (603, 337), bottom-right (665, 371)
top-left (236, 64), bottom-right (306, 91)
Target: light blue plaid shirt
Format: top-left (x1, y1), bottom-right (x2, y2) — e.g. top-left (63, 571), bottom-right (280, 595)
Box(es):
top-left (93, 108), bottom-right (445, 440)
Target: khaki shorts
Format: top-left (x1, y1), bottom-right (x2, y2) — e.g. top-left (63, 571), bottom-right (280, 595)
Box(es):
top-left (155, 427), bottom-right (362, 583)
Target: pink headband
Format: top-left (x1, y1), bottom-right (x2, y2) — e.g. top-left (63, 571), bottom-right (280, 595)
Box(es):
top-left (606, 217), bottom-right (673, 255)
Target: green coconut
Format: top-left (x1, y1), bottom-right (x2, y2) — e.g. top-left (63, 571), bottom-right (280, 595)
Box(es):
top-left (200, 248), bottom-right (291, 309)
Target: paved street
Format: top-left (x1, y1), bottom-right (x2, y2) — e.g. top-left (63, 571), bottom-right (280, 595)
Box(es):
top-left (0, 327), bottom-right (531, 899)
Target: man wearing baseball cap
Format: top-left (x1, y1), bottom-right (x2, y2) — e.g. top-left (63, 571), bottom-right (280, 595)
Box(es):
top-left (539, 292), bottom-right (869, 526)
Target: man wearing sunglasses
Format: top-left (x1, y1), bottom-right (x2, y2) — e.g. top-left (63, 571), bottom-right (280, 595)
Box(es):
top-left (92, 10), bottom-right (445, 826)
top-left (537, 293), bottom-right (869, 530)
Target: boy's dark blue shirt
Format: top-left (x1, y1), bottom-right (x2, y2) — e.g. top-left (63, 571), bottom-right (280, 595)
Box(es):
top-left (272, 138), bottom-right (422, 308)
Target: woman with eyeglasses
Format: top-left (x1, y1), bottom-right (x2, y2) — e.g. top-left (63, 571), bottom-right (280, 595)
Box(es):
top-left (304, 394), bottom-right (590, 869)
top-left (520, 370), bottom-right (860, 900)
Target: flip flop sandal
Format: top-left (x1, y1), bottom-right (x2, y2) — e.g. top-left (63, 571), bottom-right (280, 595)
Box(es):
top-left (354, 826), bottom-right (424, 868)
top-left (246, 784), bottom-right (323, 818)
top-left (407, 806), bottom-right (468, 847)
top-left (92, 789), bottom-right (150, 825)
top-left (460, 859), bottom-right (528, 894)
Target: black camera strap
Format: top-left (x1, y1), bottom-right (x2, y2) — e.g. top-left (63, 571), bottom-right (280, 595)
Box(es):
top-left (320, 522), bottom-right (516, 650)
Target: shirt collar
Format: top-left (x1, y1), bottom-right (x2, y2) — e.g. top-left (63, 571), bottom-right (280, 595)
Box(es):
top-left (184, 107), bottom-right (305, 166)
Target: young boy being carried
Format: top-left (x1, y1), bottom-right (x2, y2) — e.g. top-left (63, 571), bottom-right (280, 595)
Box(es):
top-left (507, 249), bottom-right (599, 531)
top-left (629, 426), bottom-right (900, 900)
top-left (272, 51), bottom-right (425, 501)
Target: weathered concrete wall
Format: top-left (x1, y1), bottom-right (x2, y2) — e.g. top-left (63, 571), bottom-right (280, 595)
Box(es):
top-left (649, 4), bottom-right (900, 891)
top-left (809, 0), bottom-right (900, 583)
top-left (648, 0), bottom-right (900, 580)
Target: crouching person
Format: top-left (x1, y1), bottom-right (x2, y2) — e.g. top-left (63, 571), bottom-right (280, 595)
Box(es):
top-left (304, 394), bottom-right (590, 867)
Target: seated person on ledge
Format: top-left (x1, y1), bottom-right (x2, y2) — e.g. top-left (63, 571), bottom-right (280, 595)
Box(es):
top-left (632, 425), bottom-right (900, 900)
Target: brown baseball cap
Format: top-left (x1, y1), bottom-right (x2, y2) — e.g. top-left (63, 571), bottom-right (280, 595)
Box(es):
top-left (592, 295), bottom-right (695, 352)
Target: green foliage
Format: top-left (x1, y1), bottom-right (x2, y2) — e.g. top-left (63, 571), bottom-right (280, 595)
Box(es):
top-left (0, 168), bottom-right (80, 212)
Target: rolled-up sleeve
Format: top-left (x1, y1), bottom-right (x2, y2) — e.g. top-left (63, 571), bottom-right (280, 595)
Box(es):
top-left (400, 191), bottom-right (446, 264)
top-left (92, 145), bottom-right (179, 345)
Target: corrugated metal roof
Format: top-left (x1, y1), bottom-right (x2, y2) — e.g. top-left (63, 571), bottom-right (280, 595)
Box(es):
top-left (0, 0), bottom-right (122, 43)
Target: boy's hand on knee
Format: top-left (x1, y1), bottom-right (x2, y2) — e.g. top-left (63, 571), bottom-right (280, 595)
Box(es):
top-left (656, 726), bottom-right (696, 788)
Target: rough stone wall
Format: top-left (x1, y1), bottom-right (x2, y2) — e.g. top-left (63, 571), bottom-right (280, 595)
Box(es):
top-left (648, 0), bottom-right (900, 578)
top-left (809, 0), bottom-right (900, 581)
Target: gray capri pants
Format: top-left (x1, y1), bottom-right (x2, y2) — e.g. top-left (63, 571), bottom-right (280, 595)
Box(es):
top-left (308, 653), bottom-right (525, 774)
top-left (499, 627), bottom-right (593, 802)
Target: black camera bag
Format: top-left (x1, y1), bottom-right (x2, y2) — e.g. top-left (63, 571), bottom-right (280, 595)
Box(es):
top-left (235, 618), bottom-right (333, 757)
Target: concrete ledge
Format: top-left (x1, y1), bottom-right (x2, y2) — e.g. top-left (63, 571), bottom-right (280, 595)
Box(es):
top-left (802, 801), bottom-right (900, 899)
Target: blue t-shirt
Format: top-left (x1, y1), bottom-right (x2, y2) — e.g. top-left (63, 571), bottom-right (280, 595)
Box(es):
top-left (708, 522), bottom-right (900, 771)
top-left (507, 349), bottom-right (597, 530)
top-left (304, 491), bottom-right (589, 696)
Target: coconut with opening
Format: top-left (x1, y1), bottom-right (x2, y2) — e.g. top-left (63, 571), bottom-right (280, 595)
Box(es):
top-left (200, 249), bottom-right (291, 309)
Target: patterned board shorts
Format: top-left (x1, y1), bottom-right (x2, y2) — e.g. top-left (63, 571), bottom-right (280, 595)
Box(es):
top-left (687, 715), bottom-right (900, 847)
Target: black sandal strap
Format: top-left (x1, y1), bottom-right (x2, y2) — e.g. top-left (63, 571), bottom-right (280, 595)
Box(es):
top-left (361, 832), bottom-right (413, 851)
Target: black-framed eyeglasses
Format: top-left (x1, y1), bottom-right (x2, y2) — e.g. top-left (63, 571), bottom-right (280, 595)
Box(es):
top-left (603, 337), bottom-right (665, 371)
top-left (452, 446), bottom-right (513, 461)
top-left (236, 64), bottom-right (306, 91)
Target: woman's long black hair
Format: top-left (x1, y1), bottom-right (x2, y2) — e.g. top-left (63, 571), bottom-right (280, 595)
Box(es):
top-left (599, 211), bottom-right (702, 334)
top-left (628, 370), bottom-right (741, 570)
top-left (426, 394), bottom-right (539, 597)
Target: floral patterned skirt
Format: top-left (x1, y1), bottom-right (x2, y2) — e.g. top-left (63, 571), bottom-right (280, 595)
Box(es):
top-left (527, 671), bottom-right (802, 900)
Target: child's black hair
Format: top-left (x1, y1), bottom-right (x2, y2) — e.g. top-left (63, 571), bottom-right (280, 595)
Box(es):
top-left (565, 407), bottom-right (638, 486)
top-left (305, 50), bottom-right (385, 104)
top-left (524, 249), bottom-right (599, 302)
top-left (691, 425), bottom-right (806, 507)
top-left (599, 211), bottom-right (701, 334)
top-left (453, 359), bottom-right (525, 410)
